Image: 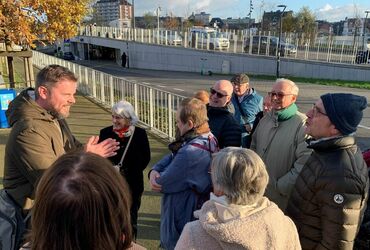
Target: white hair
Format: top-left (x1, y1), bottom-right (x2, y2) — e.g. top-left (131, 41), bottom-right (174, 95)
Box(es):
top-left (211, 147), bottom-right (269, 205)
top-left (276, 78), bottom-right (299, 96)
top-left (112, 100), bottom-right (139, 125)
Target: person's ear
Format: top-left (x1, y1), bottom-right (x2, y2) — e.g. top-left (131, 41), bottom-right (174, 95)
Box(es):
top-left (291, 95), bottom-right (297, 102)
top-left (38, 86), bottom-right (49, 100)
top-left (188, 119), bottom-right (194, 129)
top-left (329, 124), bottom-right (341, 137)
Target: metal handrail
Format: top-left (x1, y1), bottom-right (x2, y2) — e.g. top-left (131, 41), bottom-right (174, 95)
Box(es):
top-left (32, 51), bottom-right (185, 140)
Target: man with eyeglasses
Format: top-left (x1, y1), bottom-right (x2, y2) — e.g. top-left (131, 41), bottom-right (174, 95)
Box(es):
top-left (206, 80), bottom-right (241, 148)
top-left (286, 93), bottom-right (369, 250)
top-left (250, 78), bottom-right (311, 211)
top-left (230, 73), bottom-right (263, 148)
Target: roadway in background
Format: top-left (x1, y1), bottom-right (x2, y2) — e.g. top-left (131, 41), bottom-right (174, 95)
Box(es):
top-left (75, 59), bottom-right (370, 150)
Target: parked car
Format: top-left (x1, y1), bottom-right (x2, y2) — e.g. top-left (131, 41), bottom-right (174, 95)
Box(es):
top-left (156, 31), bottom-right (183, 46)
top-left (244, 36), bottom-right (297, 56)
top-left (189, 27), bottom-right (230, 50)
top-left (63, 52), bottom-right (75, 60)
top-left (355, 50), bottom-right (370, 64)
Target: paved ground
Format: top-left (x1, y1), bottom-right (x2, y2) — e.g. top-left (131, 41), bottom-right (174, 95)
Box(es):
top-left (76, 59), bottom-right (370, 151)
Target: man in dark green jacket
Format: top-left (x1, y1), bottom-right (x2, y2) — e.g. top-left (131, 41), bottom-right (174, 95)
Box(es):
top-left (287, 93), bottom-right (369, 250)
top-left (3, 65), bottom-right (119, 209)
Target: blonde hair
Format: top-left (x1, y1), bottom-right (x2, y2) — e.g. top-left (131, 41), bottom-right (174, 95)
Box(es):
top-left (194, 90), bottom-right (210, 105)
top-left (179, 98), bottom-right (208, 130)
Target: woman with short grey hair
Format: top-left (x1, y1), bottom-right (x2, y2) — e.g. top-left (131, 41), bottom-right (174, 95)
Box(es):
top-left (176, 147), bottom-right (301, 250)
top-left (99, 100), bottom-right (151, 239)
top-left (211, 147), bottom-right (268, 206)
top-left (111, 100), bottom-right (139, 126)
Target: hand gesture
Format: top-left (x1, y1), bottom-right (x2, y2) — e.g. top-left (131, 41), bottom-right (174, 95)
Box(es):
top-left (85, 136), bottom-right (120, 158)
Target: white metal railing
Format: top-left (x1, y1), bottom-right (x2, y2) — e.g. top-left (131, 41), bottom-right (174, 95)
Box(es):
top-left (32, 51), bottom-right (185, 140)
top-left (77, 26), bottom-right (370, 65)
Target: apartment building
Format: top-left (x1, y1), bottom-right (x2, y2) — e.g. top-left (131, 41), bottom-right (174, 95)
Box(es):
top-left (94, 0), bottom-right (132, 27)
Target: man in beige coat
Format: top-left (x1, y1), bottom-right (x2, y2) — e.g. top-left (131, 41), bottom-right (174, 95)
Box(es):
top-left (251, 78), bottom-right (311, 211)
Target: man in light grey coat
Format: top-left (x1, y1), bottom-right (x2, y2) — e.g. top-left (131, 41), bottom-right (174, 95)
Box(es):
top-left (251, 78), bottom-right (311, 211)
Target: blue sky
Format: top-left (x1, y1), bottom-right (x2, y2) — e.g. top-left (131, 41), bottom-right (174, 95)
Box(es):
top-left (133, 0), bottom-right (370, 22)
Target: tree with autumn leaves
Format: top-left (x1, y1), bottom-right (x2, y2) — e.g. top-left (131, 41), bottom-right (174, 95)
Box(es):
top-left (0, 0), bottom-right (91, 47)
top-left (0, 0), bottom-right (90, 87)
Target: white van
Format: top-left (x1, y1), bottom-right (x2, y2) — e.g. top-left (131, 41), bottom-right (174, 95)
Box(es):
top-left (189, 27), bottom-right (229, 50)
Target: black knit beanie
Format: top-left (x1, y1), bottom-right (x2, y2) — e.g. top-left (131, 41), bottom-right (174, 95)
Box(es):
top-left (321, 93), bottom-right (367, 135)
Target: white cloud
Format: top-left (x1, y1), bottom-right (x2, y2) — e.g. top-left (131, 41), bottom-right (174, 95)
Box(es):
top-left (135, 0), bottom-right (239, 18)
top-left (315, 4), bottom-right (368, 22)
top-left (319, 4), bottom-right (333, 12)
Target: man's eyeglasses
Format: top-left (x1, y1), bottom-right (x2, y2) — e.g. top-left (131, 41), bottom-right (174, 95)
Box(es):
top-left (210, 88), bottom-right (228, 98)
top-left (268, 91), bottom-right (294, 99)
top-left (312, 104), bottom-right (327, 117)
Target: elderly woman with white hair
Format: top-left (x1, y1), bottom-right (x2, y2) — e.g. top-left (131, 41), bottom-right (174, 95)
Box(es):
top-left (99, 100), bottom-right (151, 238)
top-left (175, 147), bottom-right (301, 250)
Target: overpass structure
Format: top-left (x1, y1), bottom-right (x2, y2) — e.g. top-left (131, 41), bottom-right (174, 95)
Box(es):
top-left (63, 26), bottom-right (370, 82)
top-left (32, 51), bottom-right (370, 145)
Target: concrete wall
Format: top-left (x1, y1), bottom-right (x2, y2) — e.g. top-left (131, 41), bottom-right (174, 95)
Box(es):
top-left (72, 36), bottom-right (370, 82)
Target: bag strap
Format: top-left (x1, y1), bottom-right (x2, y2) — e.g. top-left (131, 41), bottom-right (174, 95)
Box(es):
top-left (117, 127), bottom-right (135, 167)
top-left (189, 135), bottom-right (219, 154)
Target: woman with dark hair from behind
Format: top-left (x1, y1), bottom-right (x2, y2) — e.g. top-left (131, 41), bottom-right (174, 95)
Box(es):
top-left (24, 151), bottom-right (144, 250)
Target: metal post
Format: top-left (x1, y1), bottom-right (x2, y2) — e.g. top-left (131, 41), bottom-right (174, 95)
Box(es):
top-left (100, 72), bottom-right (105, 103)
top-left (109, 76), bottom-right (114, 107)
top-left (157, 7), bottom-right (161, 35)
top-left (248, 0), bottom-right (253, 31)
top-left (149, 88), bottom-right (154, 128)
top-left (363, 11), bottom-right (369, 50)
top-left (132, 0), bottom-right (135, 29)
top-left (92, 70), bottom-right (96, 98)
top-left (276, 4), bottom-right (286, 78)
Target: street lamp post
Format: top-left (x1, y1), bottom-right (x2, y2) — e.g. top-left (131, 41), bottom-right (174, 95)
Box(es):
top-left (248, 0), bottom-right (253, 32)
top-left (156, 6), bottom-right (161, 43)
top-left (276, 4), bottom-right (286, 78)
top-left (156, 6), bottom-right (161, 32)
top-left (363, 10), bottom-right (370, 50)
top-left (132, 0), bottom-right (135, 29)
